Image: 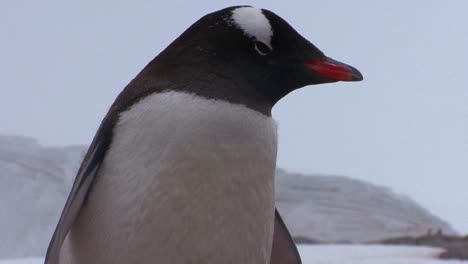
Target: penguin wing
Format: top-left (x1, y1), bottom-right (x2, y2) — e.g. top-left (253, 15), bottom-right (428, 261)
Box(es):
top-left (44, 136), bottom-right (110, 264)
top-left (271, 210), bottom-right (302, 264)
top-left (44, 77), bottom-right (165, 264)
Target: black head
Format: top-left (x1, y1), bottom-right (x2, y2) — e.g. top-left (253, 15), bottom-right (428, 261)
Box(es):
top-left (134, 6), bottom-right (363, 115)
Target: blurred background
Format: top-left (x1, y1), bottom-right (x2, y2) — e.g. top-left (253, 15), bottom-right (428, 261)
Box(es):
top-left (0, 0), bottom-right (467, 260)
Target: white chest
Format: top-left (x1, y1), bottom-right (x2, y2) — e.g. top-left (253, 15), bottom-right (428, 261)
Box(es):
top-left (65, 91), bottom-right (278, 264)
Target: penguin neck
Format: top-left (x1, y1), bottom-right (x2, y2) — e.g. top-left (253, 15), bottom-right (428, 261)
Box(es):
top-left (134, 48), bottom-right (275, 117)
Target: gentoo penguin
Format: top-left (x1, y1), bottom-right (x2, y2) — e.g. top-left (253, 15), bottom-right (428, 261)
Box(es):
top-left (45, 6), bottom-right (362, 264)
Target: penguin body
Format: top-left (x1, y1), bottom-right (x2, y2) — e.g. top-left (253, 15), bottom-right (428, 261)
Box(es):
top-left (46, 5), bottom-right (362, 264)
top-left (61, 91), bottom-right (277, 263)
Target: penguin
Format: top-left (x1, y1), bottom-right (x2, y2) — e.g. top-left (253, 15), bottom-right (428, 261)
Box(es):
top-left (45, 6), bottom-right (363, 264)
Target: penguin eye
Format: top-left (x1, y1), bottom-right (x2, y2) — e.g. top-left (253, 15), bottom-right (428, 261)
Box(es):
top-left (254, 41), bottom-right (272, 55)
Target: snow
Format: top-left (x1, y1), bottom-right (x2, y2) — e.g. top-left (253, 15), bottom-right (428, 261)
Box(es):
top-left (276, 169), bottom-right (456, 242)
top-left (0, 135), bottom-right (84, 258)
top-left (0, 245), bottom-right (466, 264)
top-left (297, 245), bottom-right (466, 264)
top-left (0, 259), bottom-right (42, 264)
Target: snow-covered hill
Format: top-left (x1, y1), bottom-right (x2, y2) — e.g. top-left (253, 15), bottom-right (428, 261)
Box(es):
top-left (0, 136), bottom-right (82, 258)
top-left (0, 135), bottom-right (456, 259)
top-left (276, 170), bottom-right (456, 243)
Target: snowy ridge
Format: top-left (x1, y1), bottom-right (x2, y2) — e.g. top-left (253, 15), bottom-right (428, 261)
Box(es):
top-left (276, 169), bottom-right (456, 242)
top-left (0, 135), bottom-right (456, 259)
top-left (0, 135), bottom-right (84, 258)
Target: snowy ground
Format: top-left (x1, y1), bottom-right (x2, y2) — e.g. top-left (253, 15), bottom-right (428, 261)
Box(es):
top-left (298, 245), bottom-right (467, 264)
top-left (1, 245), bottom-right (466, 264)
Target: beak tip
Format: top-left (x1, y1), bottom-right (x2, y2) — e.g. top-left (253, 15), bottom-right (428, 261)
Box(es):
top-left (350, 70), bottom-right (364, 82)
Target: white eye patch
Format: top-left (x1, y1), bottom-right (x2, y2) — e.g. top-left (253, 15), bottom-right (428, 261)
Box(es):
top-left (230, 6), bottom-right (273, 50)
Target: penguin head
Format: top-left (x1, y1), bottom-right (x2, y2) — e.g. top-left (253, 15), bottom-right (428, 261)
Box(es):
top-left (142, 6), bottom-right (363, 110)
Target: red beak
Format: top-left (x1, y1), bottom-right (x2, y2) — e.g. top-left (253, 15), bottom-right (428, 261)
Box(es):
top-left (305, 57), bottom-right (363, 82)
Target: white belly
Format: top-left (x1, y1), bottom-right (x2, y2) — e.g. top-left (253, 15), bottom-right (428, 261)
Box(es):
top-left (61, 91), bottom-right (278, 264)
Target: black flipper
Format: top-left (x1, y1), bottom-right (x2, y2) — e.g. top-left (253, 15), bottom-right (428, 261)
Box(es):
top-left (44, 71), bottom-right (136, 264)
top-left (44, 138), bottom-right (110, 264)
top-left (270, 209), bottom-right (302, 264)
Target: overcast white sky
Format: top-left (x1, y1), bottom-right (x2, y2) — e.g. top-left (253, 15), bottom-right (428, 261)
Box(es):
top-left (1, 0), bottom-right (467, 233)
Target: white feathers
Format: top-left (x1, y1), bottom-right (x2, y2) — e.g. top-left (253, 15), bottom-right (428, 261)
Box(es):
top-left (62, 91), bottom-right (278, 263)
top-left (231, 6), bottom-right (273, 49)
